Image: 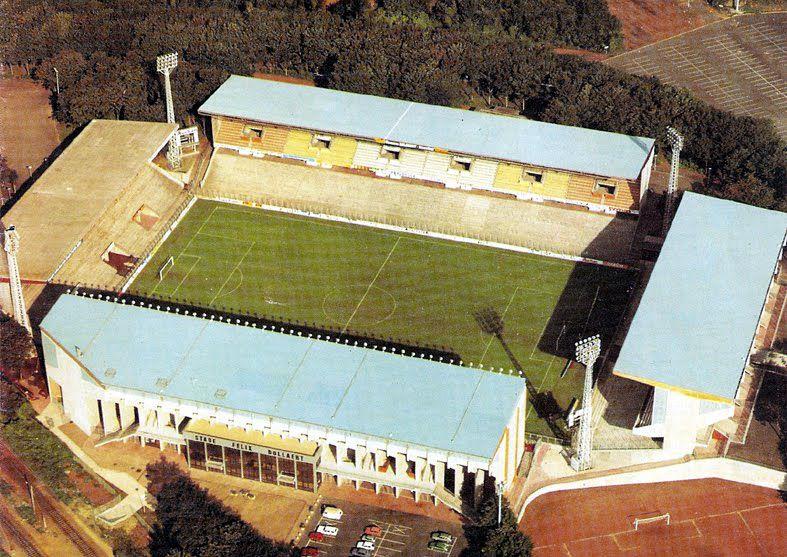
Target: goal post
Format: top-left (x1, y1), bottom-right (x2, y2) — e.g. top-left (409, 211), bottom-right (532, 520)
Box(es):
top-left (633, 513), bottom-right (670, 530)
top-left (158, 256), bottom-right (175, 281)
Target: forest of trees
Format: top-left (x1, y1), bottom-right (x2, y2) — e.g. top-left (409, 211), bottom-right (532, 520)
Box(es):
top-left (1, 0), bottom-right (785, 210)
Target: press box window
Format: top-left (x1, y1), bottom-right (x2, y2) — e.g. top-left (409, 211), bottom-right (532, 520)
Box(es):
top-left (594, 182), bottom-right (617, 196)
top-left (450, 156), bottom-right (472, 172)
top-left (381, 145), bottom-right (401, 160)
top-left (243, 125), bottom-right (264, 139)
top-left (522, 170), bottom-right (543, 183)
top-left (312, 134), bottom-right (332, 149)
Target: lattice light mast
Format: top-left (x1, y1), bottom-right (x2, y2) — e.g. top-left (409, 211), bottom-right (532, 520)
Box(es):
top-left (3, 226), bottom-right (31, 333)
top-left (662, 127), bottom-right (684, 237)
top-left (571, 334), bottom-right (601, 472)
top-left (156, 52), bottom-right (182, 170)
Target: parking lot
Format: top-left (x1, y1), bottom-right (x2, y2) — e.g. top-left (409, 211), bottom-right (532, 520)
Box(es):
top-left (607, 13), bottom-right (787, 139)
top-left (300, 498), bottom-right (467, 557)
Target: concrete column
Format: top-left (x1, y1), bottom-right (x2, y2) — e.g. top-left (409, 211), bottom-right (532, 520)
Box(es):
top-left (474, 468), bottom-right (486, 506)
top-left (434, 461), bottom-right (446, 487)
top-left (336, 442), bottom-right (348, 468)
top-left (101, 400), bottom-right (120, 434)
top-left (453, 464), bottom-right (465, 499)
top-left (355, 446), bottom-right (366, 471)
top-left (376, 449), bottom-right (387, 473)
top-left (415, 456), bottom-right (427, 482)
top-left (118, 403), bottom-right (135, 429)
top-left (395, 453), bottom-right (408, 480)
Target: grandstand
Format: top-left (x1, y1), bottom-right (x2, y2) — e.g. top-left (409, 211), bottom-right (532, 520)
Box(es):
top-left (199, 76), bottom-right (655, 214)
top-left (614, 193), bottom-right (787, 455)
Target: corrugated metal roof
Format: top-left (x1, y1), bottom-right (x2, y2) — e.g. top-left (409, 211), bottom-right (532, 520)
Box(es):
top-left (41, 294), bottom-right (525, 459)
top-left (198, 75), bottom-right (655, 180)
top-left (614, 192), bottom-right (787, 401)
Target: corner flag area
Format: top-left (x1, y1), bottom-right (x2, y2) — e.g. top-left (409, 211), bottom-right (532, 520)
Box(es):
top-left (129, 199), bottom-right (634, 439)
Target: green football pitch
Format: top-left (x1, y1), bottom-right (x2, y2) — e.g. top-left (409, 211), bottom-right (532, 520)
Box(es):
top-left (130, 199), bottom-right (635, 439)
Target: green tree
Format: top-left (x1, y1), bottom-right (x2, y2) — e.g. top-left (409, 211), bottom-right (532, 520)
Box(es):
top-left (146, 458), bottom-right (292, 557)
top-left (0, 314), bottom-right (36, 381)
top-left (464, 495), bottom-right (533, 556)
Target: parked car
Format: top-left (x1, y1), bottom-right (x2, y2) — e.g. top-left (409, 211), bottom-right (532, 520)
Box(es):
top-left (308, 531), bottom-right (324, 542)
top-left (356, 540), bottom-right (375, 551)
top-left (428, 540), bottom-right (451, 552)
top-left (349, 548), bottom-right (371, 557)
top-left (321, 505), bottom-right (343, 520)
top-left (430, 531), bottom-right (453, 543)
top-left (364, 525), bottom-right (382, 537)
top-left (300, 548), bottom-right (319, 557)
top-left (360, 534), bottom-right (376, 543)
top-left (317, 524), bottom-right (339, 537)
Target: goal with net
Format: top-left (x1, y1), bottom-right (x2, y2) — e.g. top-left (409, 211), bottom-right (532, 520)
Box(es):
top-left (158, 256), bottom-right (175, 281)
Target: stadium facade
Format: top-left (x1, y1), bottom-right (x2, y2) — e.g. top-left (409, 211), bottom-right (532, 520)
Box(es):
top-left (615, 193), bottom-right (787, 456)
top-left (198, 76), bottom-right (656, 214)
top-left (40, 294), bottom-right (527, 509)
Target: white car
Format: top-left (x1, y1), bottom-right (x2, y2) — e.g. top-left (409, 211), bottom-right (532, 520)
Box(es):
top-left (316, 524), bottom-right (339, 537)
top-left (321, 505), bottom-right (343, 520)
top-left (356, 541), bottom-right (375, 551)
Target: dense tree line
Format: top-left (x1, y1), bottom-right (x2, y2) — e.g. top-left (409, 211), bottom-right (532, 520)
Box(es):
top-left (1, 1), bottom-right (785, 209)
top-left (463, 494), bottom-right (533, 556)
top-left (146, 458), bottom-right (293, 557)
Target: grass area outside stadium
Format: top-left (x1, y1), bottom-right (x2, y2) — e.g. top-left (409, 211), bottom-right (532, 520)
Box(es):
top-left (129, 199), bottom-right (635, 440)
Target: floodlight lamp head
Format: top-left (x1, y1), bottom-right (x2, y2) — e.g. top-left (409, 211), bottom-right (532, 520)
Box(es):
top-left (156, 52), bottom-right (178, 73)
top-left (666, 127), bottom-right (684, 150)
top-left (575, 334), bottom-right (601, 365)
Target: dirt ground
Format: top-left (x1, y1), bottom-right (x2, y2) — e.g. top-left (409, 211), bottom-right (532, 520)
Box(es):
top-left (0, 78), bottom-right (60, 192)
top-left (607, 0), bottom-right (722, 50)
top-left (607, 13), bottom-right (787, 140)
top-left (523, 479), bottom-right (787, 556)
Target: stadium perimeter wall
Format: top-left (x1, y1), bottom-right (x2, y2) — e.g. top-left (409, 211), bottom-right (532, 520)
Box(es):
top-left (199, 150), bottom-right (638, 265)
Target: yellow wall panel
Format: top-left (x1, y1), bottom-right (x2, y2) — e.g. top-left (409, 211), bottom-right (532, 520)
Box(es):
top-left (282, 129), bottom-right (315, 160)
top-left (315, 136), bottom-right (357, 167)
top-left (493, 163), bottom-right (523, 190)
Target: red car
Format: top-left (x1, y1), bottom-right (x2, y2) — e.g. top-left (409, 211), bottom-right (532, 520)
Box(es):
top-left (301, 548), bottom-right (319, 557)
top-left (308, 531), bottom-right (324, 542)
top-left (364, 525), bottom-right (382, 537)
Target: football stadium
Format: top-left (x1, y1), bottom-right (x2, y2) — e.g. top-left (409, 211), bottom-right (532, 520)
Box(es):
top-left (5, 70), bottom-right (782, 517)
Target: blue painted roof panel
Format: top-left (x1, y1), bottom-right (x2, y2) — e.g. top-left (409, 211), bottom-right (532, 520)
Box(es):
top-left (41, 295), bottom-right (525, 458)
top-left (198, 75), bottom-right (655, 180)
top-left (614, 193), bottom-right (787, 400)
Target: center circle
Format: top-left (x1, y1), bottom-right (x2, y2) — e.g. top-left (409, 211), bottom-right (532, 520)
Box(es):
top-left (322, 285), bottom-right (398, 327)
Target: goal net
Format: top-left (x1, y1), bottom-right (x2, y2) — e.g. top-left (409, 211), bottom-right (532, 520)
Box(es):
top-left (158, 256), bottom-right (175, 281)
top-left (633, 513), bottom-right (670, 530)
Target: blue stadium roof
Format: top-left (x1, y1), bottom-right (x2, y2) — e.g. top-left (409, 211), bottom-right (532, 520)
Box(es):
top-left (41, 294), bottom-right (525, 459)
top-left (198, 75), bottom-right (655, 180)
top-left (614, 193), bottom-right (787, 401)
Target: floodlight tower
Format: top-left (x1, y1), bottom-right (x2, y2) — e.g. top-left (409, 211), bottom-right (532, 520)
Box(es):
top-left (662, 127), bottom-right (684, 237)
top-left (156, 52), bottom-right (182, 170)
top-left (571, 334), bottom-right (601, 472)
top-left (3, 226), bottom-right (31, 333)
